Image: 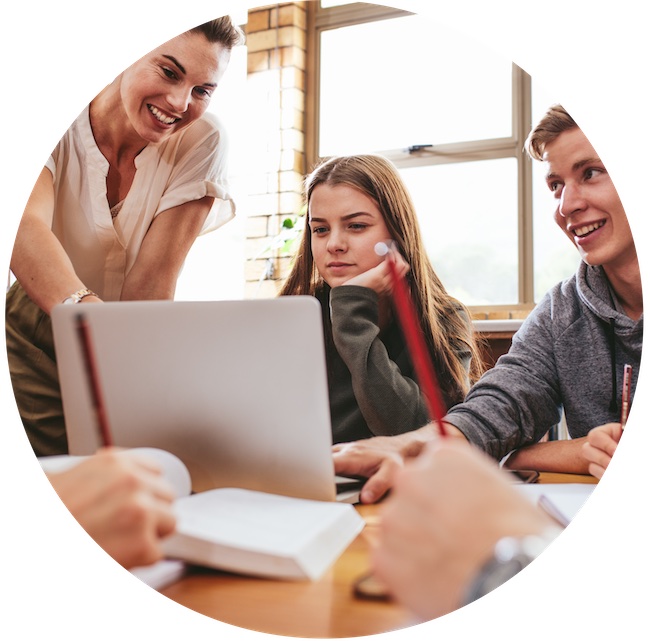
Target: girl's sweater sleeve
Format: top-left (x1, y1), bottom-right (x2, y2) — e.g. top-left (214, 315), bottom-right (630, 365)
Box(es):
top-left (329, 285), bottom-right (431, 436)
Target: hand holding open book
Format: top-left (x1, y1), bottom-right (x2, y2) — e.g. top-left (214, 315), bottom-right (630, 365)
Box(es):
top-left (40, 448), bottom-right (365, 584)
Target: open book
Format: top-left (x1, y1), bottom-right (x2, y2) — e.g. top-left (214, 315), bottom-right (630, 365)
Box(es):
top-left (516, 483), bottom-right (596, 527)
top-left (39, 448), bottom-right (365, 584)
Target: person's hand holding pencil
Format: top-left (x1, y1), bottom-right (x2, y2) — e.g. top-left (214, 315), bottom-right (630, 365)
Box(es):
top-left (374, 241), bottom-right (448, 437)
top-left (582, 422), bottom-right (623, 480)
top-left (581, 364), bottom-right (631, 479)
top-left (334, 240), bottom-right (467, 505)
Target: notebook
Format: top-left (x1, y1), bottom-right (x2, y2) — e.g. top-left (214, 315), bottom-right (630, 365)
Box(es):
top-left (51, 297), bottom-right (353, 502)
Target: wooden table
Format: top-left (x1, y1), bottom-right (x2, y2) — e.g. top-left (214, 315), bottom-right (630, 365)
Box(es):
top-left (538, 472), bottom-right (598, 485)
top-left (160, 502), bottom-right (413, 638)
top-left (159, 473), bottom-right (596, 638)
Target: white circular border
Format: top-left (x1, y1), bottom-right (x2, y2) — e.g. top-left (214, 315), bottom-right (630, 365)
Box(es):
top-left (2, 1), bottom-right (647, 639)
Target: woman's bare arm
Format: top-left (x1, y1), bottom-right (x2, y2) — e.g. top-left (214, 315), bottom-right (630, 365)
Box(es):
top-left (11, 168), bottom-right (100, 313)
top-left (120, 196), bottom-right (213, 301)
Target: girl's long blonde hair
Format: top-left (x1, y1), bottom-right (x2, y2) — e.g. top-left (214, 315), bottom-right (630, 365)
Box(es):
top-left (279, 154), bottom-right (485, 405)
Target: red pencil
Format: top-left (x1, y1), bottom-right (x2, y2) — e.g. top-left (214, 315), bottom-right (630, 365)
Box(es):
top-left (620, 363), bottom-right (632, 429)
top-left (378, 243), bottom-right (448, 437)
top-left (75, 312), bottom-right (114, 448)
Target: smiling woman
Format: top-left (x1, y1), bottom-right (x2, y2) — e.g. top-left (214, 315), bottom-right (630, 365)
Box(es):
top-left (116, 30), bottom-right (230, 145)
top-left (5, 16), bottom-right (245, 457)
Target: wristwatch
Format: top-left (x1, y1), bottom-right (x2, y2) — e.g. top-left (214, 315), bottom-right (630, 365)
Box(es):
top-left (62, 288), bottom-right (98, 304)
top-left (463, 528), bottom-right (562, 604)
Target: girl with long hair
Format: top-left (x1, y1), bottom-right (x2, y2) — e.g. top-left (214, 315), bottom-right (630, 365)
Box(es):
top-left (280, 154), bottom-right (484, 443)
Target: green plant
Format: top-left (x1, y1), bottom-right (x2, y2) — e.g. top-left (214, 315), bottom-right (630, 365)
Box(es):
top-left (252, 205), bottom-right (306, 262)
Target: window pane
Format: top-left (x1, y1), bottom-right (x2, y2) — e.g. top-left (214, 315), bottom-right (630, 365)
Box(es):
top-left (532, 84), bottom-right (581, 301)
top-left (532, 162), bottom-right (581, 300)
top-left (176, 41), bottom-right (248, 301)
top-left (319, 15), bottom-right (513, 156)
top-left (320, 0), bottom-right (356, 7)
top-left (402, 158), bottom-right (519, 306)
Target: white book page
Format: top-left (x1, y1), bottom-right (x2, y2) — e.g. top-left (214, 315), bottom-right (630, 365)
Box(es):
top-left (130, 559), bottom-right (187, 590)
top-left (516, 483), bottom-right (596, 524)
top-left (39, 447), bottom-right (192, 498)
top-left (174, 488), bottom-right (360, 554)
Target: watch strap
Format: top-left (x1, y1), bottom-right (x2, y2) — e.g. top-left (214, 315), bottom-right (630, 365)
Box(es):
top-left (62, 288), bottom-right (98, 304)
top-left (463, 526), bottom-right (563, 605)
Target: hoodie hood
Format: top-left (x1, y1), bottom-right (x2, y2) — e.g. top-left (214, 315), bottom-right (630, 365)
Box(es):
top-left (577, 262), bottom-right (642, 331)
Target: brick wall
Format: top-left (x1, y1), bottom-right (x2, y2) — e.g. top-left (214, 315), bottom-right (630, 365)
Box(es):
top-left (243, 2), bottom-right (308, 299)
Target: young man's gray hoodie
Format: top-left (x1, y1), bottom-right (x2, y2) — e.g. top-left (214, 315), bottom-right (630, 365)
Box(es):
top-left (445, 262), bottom-right (643, 460)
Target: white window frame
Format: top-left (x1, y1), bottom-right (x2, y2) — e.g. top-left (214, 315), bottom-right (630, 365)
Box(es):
top-left (307, 2), bottom-right (536, 312)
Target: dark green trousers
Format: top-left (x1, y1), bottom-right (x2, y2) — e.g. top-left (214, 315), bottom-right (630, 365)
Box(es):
top-left (5, 281), bottom-right (68, 456)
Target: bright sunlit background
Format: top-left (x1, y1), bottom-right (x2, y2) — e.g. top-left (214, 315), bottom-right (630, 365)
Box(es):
top-left (177, 4), bottom-right (579, 310)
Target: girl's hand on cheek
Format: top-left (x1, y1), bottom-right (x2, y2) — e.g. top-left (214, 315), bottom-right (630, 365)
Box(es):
top-left (342, 261), bottom-right (390, 294)
top-left (342, 253), bottom-right (410, 296)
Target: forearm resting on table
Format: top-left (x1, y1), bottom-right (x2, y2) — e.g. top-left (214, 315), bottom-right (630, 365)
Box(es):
top-left (503, 437), bottom-right (590, 474)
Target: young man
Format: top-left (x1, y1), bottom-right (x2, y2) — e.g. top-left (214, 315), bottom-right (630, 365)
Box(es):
top-left (333, 105), bottom-right (642, 503)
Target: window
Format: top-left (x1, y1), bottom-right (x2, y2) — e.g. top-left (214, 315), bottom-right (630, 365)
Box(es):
top-left (531, 84), bottom-right (582, 301)
top-left (176, 23), bottom-right (249, 302)
top-left (311, 2), bottom-right (577, 310)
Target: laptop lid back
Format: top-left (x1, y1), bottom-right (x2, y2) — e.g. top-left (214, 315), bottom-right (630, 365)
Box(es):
top-left (51, 297), bottom-right (336, 501)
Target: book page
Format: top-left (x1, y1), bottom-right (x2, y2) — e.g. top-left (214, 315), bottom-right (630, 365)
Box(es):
top-left (165, 487), bottom-right (365, 580)
top-left (39, 447), bottom-right (192, 498)
top-left (516, 483), bottom-right (595, 524)
top-left (130, 559), bottom-right (187, 590)
top-left (175, 488), bottom-right (357, 553)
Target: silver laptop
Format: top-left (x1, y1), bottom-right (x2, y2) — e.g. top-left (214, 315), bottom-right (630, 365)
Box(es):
top-left (51, 297), bottom-right (353, 502)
